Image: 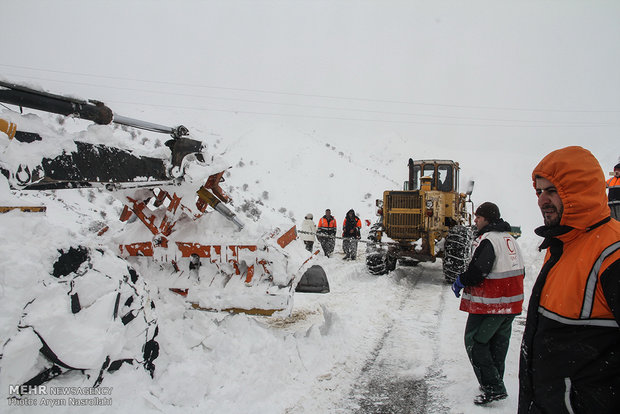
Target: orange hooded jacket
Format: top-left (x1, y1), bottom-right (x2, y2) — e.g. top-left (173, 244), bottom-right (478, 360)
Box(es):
top-left (519, 146), bottom-right (620, 413)
top-left (531, 146), bottom-right (619, 322)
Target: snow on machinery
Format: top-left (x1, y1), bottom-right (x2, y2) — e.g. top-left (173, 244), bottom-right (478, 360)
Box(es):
top-left (0, 80), bottom-right (328, 317)
top-left (366, 159), bottom-right (475, 282)
top-left (0, 243), bottom-right (160, 393)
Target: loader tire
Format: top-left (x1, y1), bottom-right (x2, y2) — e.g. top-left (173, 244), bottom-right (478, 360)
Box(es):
top-left (443, 225), bottom-right (473, 283)
top-left (368, 223), bottom-right (383, 242)
top-left (386, 254), bottom-right (397, 272)
top-left (366, 252), bottom-right (388, 275)
top-left (366, 251), bottom-right (397, 275)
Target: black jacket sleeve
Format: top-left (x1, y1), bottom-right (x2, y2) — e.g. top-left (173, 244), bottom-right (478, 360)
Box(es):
top-left (460, 239), bottom-right (495, 286)
top-left (600, 258), bottom-right (620, 323)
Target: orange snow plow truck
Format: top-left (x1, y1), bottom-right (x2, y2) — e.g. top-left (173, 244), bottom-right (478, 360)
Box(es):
top-left (0, 80), bottom-right (329, 316)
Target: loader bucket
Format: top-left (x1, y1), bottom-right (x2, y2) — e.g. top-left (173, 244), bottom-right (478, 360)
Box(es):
top-left (115, 182), bottom-right (323, 316)
top-left (295, 265), bottom-right (330, 293)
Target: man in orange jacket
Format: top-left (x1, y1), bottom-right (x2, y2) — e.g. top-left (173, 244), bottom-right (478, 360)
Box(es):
top-left (518, 147), bottom-right (620, 414)
top-left (317, 209), bottom-right (337, 257)
top-left (607, 163), bottom-right (620, 220)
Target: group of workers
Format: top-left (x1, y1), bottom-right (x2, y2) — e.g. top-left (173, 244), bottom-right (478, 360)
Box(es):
top-left (297, 153), bottom-right (619, 411)
top-left (452, 149), bottom-right (620, 412)
top-left (300, 208), bottom-right (362, 259)
top-left (298, 151), bottom-right (619, 411)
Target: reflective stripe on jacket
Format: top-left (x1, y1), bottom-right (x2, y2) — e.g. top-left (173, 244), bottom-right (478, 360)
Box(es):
top-left (460, 231), bottom-right (525, 314)
top-left (519, 223), bottom-right (620, 413)
top-left (318, 216), bottom-right (337, 229)
top-left (539, 229), bottom-right (620, 327)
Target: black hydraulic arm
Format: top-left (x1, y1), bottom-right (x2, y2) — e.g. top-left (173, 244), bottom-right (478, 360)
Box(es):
top-left (0, 80), bottom-right (189, 139)
top-left (0, 80), bottom-right (204, 189)
top-left (0, 80), bottom-right (113, 125)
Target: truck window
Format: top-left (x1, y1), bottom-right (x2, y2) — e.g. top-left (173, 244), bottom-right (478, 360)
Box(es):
top-left (437, 164), bottom-right (453, 191)
top-left (411, 165), bottom-right (421, 190)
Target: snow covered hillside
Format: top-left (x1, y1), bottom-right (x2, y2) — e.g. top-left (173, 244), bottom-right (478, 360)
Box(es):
top-left (213, 121), bottom-right (398, 228)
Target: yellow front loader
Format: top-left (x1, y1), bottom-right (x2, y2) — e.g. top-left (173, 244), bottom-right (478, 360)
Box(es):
top-left (366, 159), bottom-right (474, 282)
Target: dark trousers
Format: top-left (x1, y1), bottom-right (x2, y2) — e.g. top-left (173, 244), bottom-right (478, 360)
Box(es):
top-left (303, 241), bottom-right (314, 252)
top-left (317, 230), bottom-right (335, 257)
top-left (464, 313), bottom-right (516, 395)
top-left (610, 203), bottom-right (620, 221)
top-left (343, 238), bottom-right (358, 259)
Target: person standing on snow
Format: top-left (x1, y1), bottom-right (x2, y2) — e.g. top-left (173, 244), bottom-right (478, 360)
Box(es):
top-left (452, 201), bottom-right (525, 406)
top-left (300, 213), bottom-right (317, 252)
top-left (518, 146), bottom-right (620, 414)
top-left (607, 162), bottom-right (620, 220)
top-left (317, 209), bottom-right (337, 257)
top-left (342, 209), bottom-right (362, 260)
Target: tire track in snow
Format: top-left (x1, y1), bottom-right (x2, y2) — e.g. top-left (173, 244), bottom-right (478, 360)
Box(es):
top-left (422, 272), bottom-right (453, 414)
top-left (344, 265), bottom-right (449, 414)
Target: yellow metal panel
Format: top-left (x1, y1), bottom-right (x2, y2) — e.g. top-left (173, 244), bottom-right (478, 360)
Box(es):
top-left (0, 206), bottom-right (46, 213)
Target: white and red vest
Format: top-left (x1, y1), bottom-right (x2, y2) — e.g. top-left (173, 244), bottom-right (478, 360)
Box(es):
top-left (460, 231), bottom-right (525, 314)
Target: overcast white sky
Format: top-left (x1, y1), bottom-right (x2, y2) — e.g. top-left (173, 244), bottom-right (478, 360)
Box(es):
top-left (2, 0), bottom-right (619, 229)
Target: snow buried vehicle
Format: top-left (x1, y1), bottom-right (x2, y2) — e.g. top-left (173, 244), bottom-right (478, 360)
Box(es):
top-left (0, 245), bottom-right (159, 397)
top-left (366, 158), bottom-right (474, 282)
top-left (0, 81), bottom-right (328, 392)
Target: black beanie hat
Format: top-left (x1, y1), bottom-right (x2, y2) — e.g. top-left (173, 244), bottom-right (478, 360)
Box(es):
top-left (475, 202), bottom-right (501, 222)
top-left (615, 163), bottom-right (620, 170)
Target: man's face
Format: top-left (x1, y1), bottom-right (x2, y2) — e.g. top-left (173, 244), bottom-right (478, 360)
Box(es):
top-left (474, 214), bottom-right (488, 231)
top-left (535, 177), bottom-right (564, 227)
top-left (325, 210), bottom-right (331, 217)
top-left (615, 169), bottom-right (620, 178)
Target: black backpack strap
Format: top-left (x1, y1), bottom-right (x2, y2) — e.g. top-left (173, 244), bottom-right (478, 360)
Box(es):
top-left (22, 365), bottom-right (65, 391)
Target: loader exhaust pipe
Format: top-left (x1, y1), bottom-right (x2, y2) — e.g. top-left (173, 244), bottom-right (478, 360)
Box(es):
top-left (408, 158), bottom-right (415, 191)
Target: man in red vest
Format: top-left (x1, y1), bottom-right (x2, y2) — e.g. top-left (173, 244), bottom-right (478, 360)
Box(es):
top-left (607, 162), bottom-right (620, 220)
top-left (452, 201), bottom-right (525, 405)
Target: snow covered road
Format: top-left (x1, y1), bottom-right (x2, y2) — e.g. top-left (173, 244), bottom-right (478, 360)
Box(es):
top-left (282, 254), bottom-right (455, 413)
top-left (346, 265), bottom-right (446, 413)
top-left (281, 248), bottom-right (528, 414)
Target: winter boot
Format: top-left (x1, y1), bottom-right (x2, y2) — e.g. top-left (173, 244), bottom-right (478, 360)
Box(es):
top-left (473, 391), bottom-right (507, 405)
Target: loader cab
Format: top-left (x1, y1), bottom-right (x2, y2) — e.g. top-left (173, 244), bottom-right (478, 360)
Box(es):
top-left (405, 159), bottom-right (459, 192)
